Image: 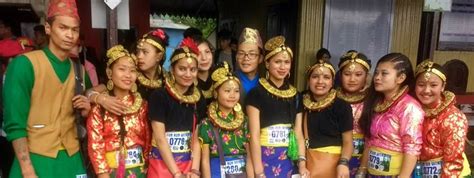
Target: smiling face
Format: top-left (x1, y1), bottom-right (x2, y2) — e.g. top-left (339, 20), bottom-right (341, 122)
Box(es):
top-left (136, 41), bottom-right (163, 73)
top-left (308, 66), bottom-right (334, 97)
top-left (341, 63), bottom-right (368, 93)
top-left (197, 42), bottom-right (213, 72)
top-left (45, 15), bottom-right (80, 52)
top-left (171, 58), bottom-right (198, 89)
top-left (415, 73), bottom-right (445, 106)
top-left (216, 79), bottom-right (241, 112)
top-left (266, 52), bottom-right (291, 83)
top-left (108, 57), bottom-right (138, 92)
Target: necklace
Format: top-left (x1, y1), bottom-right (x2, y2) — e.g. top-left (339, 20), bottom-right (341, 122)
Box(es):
top-left (374, 86), bottom-right (408, 113)
top-left (137, 72), bottom-right (162, 88)
top-left (165, 75), bottom-right (201, 104)
top-left (123, 92), bottom-right (143, 114)
top-left (303, 89), bottom-right (336, 111)
top-left (336, 88), bottom-right (367, 104)
top-left (424, 91), bottom-right (454, 118)
top-left (208, 101), bottom-right (245, 131)
top-left (259, 78), bottom-right (297, 99)
top-left (201, 88), bottom-right (213, 99)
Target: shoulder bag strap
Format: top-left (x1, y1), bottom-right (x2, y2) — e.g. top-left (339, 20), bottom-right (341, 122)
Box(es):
top-left (212, 127), bottom-right (226, 166)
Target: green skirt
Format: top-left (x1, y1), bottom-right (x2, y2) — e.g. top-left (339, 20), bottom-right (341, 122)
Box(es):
top-left (109, 166), bottom-right (146, 178)
top-left (9, 150), bottom-right (86, 178)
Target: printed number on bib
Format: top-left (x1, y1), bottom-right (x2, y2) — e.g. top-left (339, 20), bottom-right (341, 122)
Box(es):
top-left (124, 147), bottom-right (143, 166)
top-left (352, 138), bottom-right (364, 155)
top-left (368, 150), bottom-right (391, 172)
top-left (267, 125), bottom-right (290, 145)
top-left (422, 161), bottom-right (442, 177)
top-left (225, 158), bottom-right (245, 174)
top-left (166, 131), bottom-right (191, 153)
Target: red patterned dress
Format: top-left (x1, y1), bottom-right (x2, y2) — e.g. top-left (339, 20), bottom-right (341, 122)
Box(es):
top-left (419, 91), bottom-right (471, 177)
top-left (87, 93), bottom-right (150, 177)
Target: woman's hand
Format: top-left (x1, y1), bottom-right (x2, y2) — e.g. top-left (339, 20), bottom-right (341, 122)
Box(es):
top-left (337, 164), bottom-right (350, 178)
top-left (298, 166), bottom-right (310, 178)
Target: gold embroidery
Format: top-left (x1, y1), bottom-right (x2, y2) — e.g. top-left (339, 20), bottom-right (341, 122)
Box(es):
top-left (336, 88), bottom-right (367, 104)
top-left (164, 74), bottom-right (201, 104)
top-left (303, 89), bottom-right (336, 111)
top-left (208, 101), bottom-right (245, 131)
top-left (259, 78), bottom-right (297, 99)
top-left (374, 86), bottom-right (408, 113)
top-left (201, 88), bottom-right (212, 99)
top-left (137, 72), bottom-right (162, 89)
top-left (424, 91), bottom-right (455, 118)
top-left (124, 92), bottom-right (143, 114)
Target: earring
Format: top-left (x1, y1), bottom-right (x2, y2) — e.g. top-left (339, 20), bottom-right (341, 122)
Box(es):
top-left (107, 80), bottom-right (114, 91)
top-left (286, 72), bottom-right (291, 79)
top-left (265, 71), bottom-right (269, 79)
top-left (194, 79), bottom-right (198, 86)
top-left (213, 92), bottom-right (218, 99)
top-left (169, 74), bottom-right (176, 85)
top-left (233, 103), bottom-right (242, 112)
top-left (131, 83), bottom-right (137, 93)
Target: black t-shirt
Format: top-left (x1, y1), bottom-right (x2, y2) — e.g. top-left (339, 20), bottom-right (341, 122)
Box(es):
top-left (245, 81), bottom-right (302, 129)
top-left (137, 82), bottom-right (157, 101)
top-left (148, 87), bottom-right (207, 131)
top-left (303, 94), bottom-right (353, 148)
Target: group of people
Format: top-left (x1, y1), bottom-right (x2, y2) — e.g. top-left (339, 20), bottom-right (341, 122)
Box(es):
top-left (1, 0), bottom-right (472, 178)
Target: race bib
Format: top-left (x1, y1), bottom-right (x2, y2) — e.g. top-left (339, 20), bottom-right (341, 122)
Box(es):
top-left (267, 125), bottom-right (290, 145)
top-left (369, 150), bottom-right (391, 172)
top-left (166, 131), bottom-right (191, 153)
top-left (224, 157), bottom-right (246, 174)
top-left (124, 147), bottom-right (143, 166)
top-left (352, 137), bottom-right (364, 155)
top-left (421, 160), bottom-right (442, 177)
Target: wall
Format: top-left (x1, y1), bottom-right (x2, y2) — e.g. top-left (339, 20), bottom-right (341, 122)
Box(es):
top-left (433, 50), bottom-right (474, 92)
top-left (390, 0), bottom-right (423, 68)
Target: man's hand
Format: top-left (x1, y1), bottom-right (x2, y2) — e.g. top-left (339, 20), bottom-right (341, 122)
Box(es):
top-left (72, 95), bottom-right (91, 117)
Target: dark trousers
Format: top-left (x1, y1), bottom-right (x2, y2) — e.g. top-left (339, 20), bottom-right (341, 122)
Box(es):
top-left (0, 136), bottom-right (13, 178)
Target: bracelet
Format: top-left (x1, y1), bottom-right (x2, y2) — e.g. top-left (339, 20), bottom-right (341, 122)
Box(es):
top-left (358, 166), bottom-right (368, 170)
top-left (297, 155), bottom-right (307, 163)
top-left (338, 158), bottom-right (350, 167)
top-left (87, 91), bottom-right (99, 98)
top-left (190, 169), bottom-right (201, 176)
top-left (256, 173), bottom-right (265, 177)
top-left (93, 94), bottom-right (101, 104)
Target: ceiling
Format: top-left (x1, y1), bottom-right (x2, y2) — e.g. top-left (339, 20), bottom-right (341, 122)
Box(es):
top-left (150, 0), bottom-right (217, 18)
top-left (0, 3), bottom-right (39, 22)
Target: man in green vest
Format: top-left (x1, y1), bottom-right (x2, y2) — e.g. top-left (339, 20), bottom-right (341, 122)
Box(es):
top-left (3, 0), bottom-right (92, 177)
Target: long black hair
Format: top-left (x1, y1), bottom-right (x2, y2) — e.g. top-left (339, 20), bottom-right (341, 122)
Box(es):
top-left (359, 53), bottom-right (415, 137)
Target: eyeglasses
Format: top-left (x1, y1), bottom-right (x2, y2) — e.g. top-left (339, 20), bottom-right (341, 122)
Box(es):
top-left (236, 51), bottom-right (259, 60)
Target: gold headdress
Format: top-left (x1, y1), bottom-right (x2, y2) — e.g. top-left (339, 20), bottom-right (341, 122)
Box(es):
top-left (106, 45), bottom-right (136, 67)
top-left (211, 61), bottom-right (241, 90)
top-left (138, 29), bottom-right (166, 52)
top-left (171, 37), bottom-right (199, 64)
top-left (238, 27), bottom-right (263, 49)
top-left (339, 52), bottom-right (370, 71)
top-left (307, 59), bottom-right (336, 76)
top-left (264, 36), bottom-right (293, 61)
top-left (415, 60), bottom-right (446, 82)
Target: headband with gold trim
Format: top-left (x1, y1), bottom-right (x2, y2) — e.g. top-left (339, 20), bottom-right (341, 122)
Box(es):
top-left (307, 59), bottom-right (336, 76)
top-left (106, 45), bottom-right (136, 67)
top-left (415, 60), bottom-right (446, 82)
top-left (170, 46), bottom-right (198, 64)
top-left (264, 36), bottom-right (293, 61)
top-left (339, 52), bottom-right (370, 71)
top-left (211, 61), bottom-right (241, 90)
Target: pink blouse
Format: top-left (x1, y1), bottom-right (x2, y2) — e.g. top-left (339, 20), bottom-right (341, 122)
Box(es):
top-left (368, 93), bottom-right (424, 155)
top-left (351, 102), bottom-right (364, 135)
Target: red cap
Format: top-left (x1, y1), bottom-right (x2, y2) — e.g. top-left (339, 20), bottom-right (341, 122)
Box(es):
top-left (47, 0), bottom-right (80, 20)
